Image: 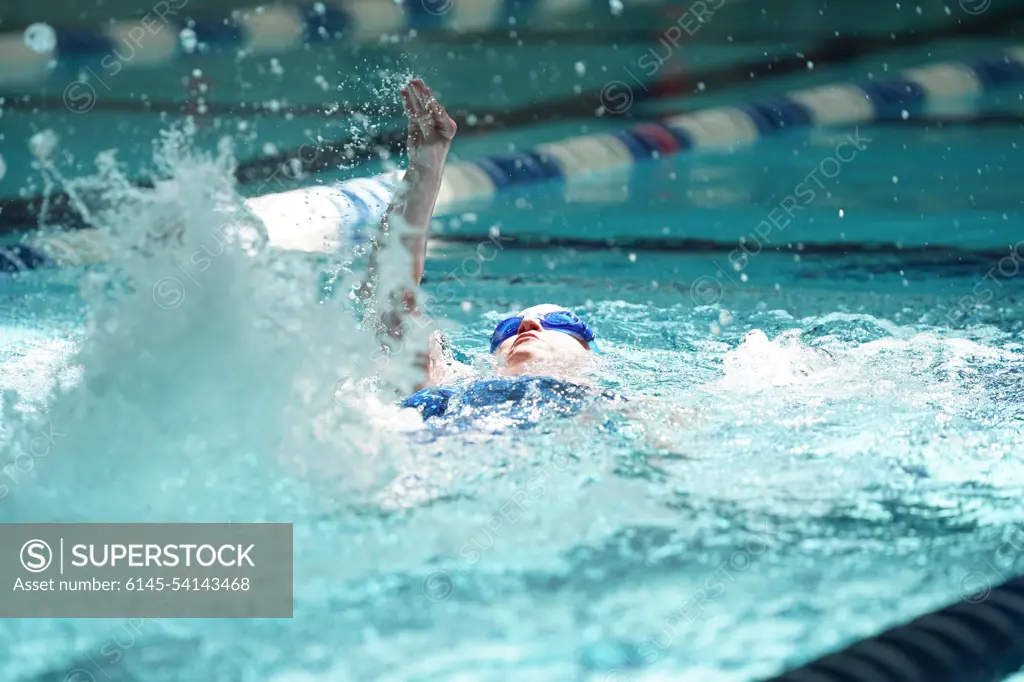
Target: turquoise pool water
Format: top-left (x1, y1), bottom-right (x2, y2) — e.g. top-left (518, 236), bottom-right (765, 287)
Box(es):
top-left (2, 33), bottom-right (1024, 682)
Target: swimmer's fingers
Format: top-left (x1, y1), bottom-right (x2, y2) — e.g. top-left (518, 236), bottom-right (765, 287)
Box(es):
top-left (419, 82), bottom-right (457, 139)
top-left (402, 84), bottom-right (429, 126)
top-left (408, 80), bottom-right (456, 141)
top-left (401, 87), bottom-right (426, 148)
top-left (405, 83), bottom-right (437, 142)
top-left (409, 79), bottom-right (430, 107)
top-left (406, 80), bottom-right (430, 117)
top-left (400, 87), bottom-right (416, 118)
top-left (431, 102), bottom-right (457, 140)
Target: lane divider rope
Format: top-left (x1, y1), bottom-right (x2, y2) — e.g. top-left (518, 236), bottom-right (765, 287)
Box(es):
top-left (14, 47), bottom-right (1024, 272)
top-left (1, 0), bottom-right (666, 87)
top-left (760, 572), bottom-right (1024, 682)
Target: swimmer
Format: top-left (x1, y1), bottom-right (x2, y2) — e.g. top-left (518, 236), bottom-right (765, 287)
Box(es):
top-left (359, 79), bottom-right (612, 424)
top-left (360, 80), bottom-right (705, 452)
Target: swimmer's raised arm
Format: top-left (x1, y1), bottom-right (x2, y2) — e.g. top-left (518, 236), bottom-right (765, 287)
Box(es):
top-left (360, 79), bottom-right (458, 391)
top-left (361, 79), bottom-right (455, 296)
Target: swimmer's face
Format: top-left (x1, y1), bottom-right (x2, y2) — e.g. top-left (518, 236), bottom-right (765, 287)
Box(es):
top-left (493, 317), bottom-right (591, 375)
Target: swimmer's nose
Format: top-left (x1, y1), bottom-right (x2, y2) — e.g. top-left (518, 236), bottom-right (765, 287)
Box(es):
top-left (517, 317), bottom-right (543, 334)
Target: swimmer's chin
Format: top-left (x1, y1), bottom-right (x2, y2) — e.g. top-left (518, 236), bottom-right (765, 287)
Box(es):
top-left (498, 345), bottom-right (547, 373)
top-left (497, 361), bottom-right (533, 377)
top-left (496, 354), bottom-right (592, 383)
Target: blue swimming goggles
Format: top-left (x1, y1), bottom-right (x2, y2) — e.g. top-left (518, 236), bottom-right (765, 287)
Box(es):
top-left (489, 307), bottom-right (598, 354)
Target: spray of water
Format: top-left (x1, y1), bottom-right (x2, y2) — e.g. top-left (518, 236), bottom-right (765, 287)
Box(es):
top-left (0, 127), bottom-right (425, 523)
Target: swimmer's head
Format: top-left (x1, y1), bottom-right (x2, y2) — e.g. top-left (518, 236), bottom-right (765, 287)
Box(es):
top-left (490, 304), bottom-right (597, 375)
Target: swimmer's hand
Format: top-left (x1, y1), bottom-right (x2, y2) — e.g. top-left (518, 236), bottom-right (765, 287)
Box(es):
top-left (401, 78), bottom-right (457, 170)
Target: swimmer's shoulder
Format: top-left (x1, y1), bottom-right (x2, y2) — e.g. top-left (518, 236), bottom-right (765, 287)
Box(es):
top-left (400, 384), bottom-right (461, 419)
top-left (400, 374), bottom-right (625, 421)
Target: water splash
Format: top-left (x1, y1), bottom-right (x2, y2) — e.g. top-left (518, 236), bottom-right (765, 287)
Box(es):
top-left (0, 129), bottom-right (423, 523)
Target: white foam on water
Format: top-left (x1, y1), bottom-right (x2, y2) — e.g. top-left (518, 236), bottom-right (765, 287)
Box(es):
top-left (683, 319), bottom-right (1024, 514)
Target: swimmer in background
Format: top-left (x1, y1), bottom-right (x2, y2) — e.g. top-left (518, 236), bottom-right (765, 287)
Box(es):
top-left (360, 79), bottom-right (690, 437)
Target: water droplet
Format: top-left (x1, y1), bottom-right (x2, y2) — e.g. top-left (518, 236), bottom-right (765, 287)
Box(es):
top-left (179, 28), bottom-right (197, 53)
top-left (574, 61), bottom-right (586, 76)
top-left (628, 253), bottom-right (637, 263)
top-left (263, 142), bottom-right (279, 155)
top-left (313, 1), bottom-right (326, 14)
top-left (24, 23), bottom-right (57, 53)
top-left (806, 61), bottom-right (815, 70)
top-left (838, 209), bottom-right (844, 217)
top-left (892, 176), bottom-right (899, 184)
top-left (270, 58), bottom-right (284, 76)
top-left (609, 0), bottom-right (624, 14)
top-left (460, 301), bottom-right (471, 313)
top-left (29, 129), bottom-right (58, 161)
top-left (900, 109), bottom-right (909, 119)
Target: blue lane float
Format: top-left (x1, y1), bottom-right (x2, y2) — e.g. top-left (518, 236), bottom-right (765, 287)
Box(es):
top-left (14, 47), bottom-right (1024, 272)
top-left (0, 0), bottom-right (642, 87)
